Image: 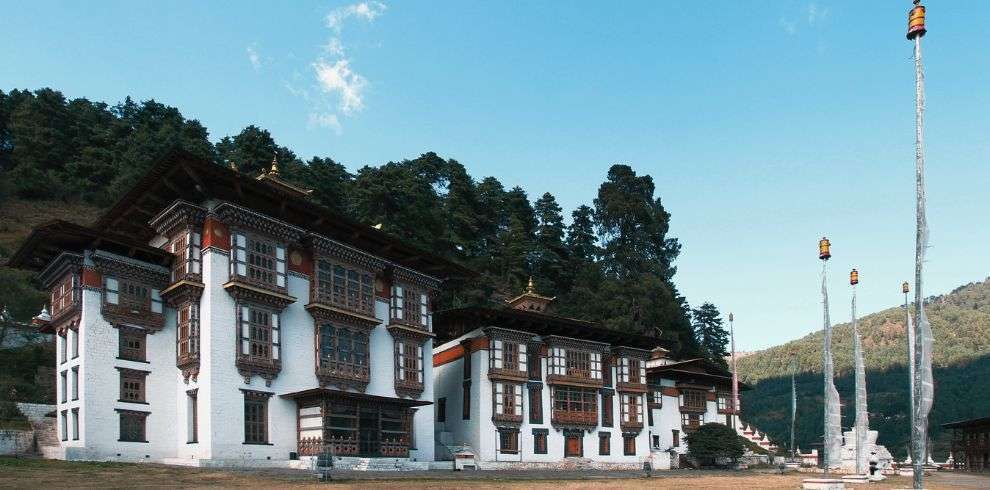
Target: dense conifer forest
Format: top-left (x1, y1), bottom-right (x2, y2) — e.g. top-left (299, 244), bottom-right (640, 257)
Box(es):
top-left (0, 88), bottom-right (737, 402)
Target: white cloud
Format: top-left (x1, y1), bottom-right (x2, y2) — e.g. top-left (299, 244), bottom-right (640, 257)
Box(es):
top-left (247, 44), bottom-right (262, 70)
top-left (308, 112), bottom-right (343, 134)
top-left (807, 3), bottom-right (829, 25)
top-left (322, 38), bottom-right (346, 57)
top-left (313, 58), bottom-right (367, 115)
top-left (326, 1), bottom-right (387, 32)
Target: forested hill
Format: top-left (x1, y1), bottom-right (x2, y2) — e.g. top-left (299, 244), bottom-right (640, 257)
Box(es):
top-left (737, 278), bottom-right (990, 458)
top-left (0, 87), bottom-right (734, 369)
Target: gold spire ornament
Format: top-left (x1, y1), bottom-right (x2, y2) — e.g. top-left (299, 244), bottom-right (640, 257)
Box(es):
top-left (269, 154), bottom-right (280, 176)
top-left (526, 276), bottom-right (536, 294)
top-left (819, 237), bottom-right (831, 261)
top-left (907, 0), bottom-right (926, 40)
top-left (850, 269), bottom-right (859, 286)
top-left (902, 281), bottom-right (910, 294)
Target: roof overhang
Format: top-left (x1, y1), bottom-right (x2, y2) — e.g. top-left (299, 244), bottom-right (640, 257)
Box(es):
top-left (942, 417), bottom-right (990, 429)
top-left (279, 388), bottom-right (432, 407)
top-left (6, 220), bottom-right (172, 271)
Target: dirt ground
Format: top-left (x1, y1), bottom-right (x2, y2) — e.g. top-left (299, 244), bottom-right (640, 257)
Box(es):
top-left (1, 457), bottom-right (987, 489)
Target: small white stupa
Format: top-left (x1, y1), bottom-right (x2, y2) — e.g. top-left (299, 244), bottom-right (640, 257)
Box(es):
top-left (839, 428), bottom-right (893, 473)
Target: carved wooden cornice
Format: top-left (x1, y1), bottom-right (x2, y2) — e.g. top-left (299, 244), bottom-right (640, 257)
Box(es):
top-left (483, 327), bottom-right (535, 344)
top-left (394, 379), bottom-right (425, 399)
top-left (392, 266), bottom-right (442, 292)
top-left (104, 306), bottom-right (166, 332)
top-left (316, 369), bottom-right (370, 392)
top-left (90, 250), bottom-right (169, 288)
top-left (37, 252), bottom-right (83, 289)
top-left (236, 357), bottom-right (282, 386)
top-left (306, 303), bottom-right (379, 329)
top-left (223, 280), bottom-right (296, 310)
top-left (543, 335), bottom-right (611, 354)
top-left (148, 200), bottom-right (207, 237)
top-left (177, 354), bottom-right (200, 383)
top-left (213, 202), bottom-right (306, 244)
top-left (386, 323), bottom-right (435, 343)
top-left (492, 413), bottom-right (524, 427)
top-left (312, 237), bottom-right (387, 274)
top-left (620, 422), bottom-right (645, 434)
top-left (611, 346), bottom-right (652, 360)
top-left (160, 280), bottom-right (205, 307)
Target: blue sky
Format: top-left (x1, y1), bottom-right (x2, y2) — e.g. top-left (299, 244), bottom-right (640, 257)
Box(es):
top-left (3, 1), bottom-right (988, 351)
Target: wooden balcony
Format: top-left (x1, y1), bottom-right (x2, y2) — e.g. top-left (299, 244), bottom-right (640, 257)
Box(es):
top-left (492, 413), bottom-right (524, 424)
top-left (394, 377), bottom-right (425, 398)
top-left (620, 420), bottom-right (645, 432)
top-left (102, 303), bottom-right (165, 331)
top-left (679, 404), bottom-right (707, 414)
top-left (551, 410), bottom-right (599, 427)
top-left (488, 367), bottom-right (528, 382)
top-left (615, 380), bottom-right (647, 393)
top-left (547, 370), bottom-right (603, 389)
top-left (316, 361), bottom-right (370, 390)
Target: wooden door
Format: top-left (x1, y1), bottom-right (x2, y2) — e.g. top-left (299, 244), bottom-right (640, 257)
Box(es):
top-left (565, 434), bottom-right (582, 457)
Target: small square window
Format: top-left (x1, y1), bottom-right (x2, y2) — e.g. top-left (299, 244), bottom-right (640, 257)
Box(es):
top-left (498, 428), bottom-right (519, 454)
top-left (118, 410), bottom-right (148, 442)
top-left (119, 328), bottom-right (147, 362)
top-left (118, 368), bottom-right (149, 404)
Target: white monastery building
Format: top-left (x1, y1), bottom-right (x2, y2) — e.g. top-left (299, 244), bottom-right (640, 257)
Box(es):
top-left (10, 151), bottom-right (470, 467)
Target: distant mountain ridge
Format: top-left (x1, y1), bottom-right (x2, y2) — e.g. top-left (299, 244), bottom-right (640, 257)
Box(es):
top-left (736, 278), bottom-right (990, 458)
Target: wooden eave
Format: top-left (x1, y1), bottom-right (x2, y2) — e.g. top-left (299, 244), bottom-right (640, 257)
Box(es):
top-left (6, 220), bottom-right (172, 271)
top-left (279, 388), bottom-right (432, 407)
top-left (305, 302), bottom-right (380, 329)
top-left (434, 307), bottom-right (669, 351)
top-left (92, 149), bottom-right (474, 281)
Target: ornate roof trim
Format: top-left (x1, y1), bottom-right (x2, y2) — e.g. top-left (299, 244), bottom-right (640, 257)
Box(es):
top-left (483, 326), bottom-right (535, 344)
top-left (611, 346), bottom-right (652, 360)
top-left (37, 252), bottom-right (83, 289)
top-left (543, 334), bottom-right (612, 353)
top-left (212, 201), bottom-right (307, 244)
top-left (392, 265), bottom-right (442, 291)
top-left (90, 250), bottom-right (169, 287)
top-left (311, 235), bottom-right (387, 273)
top-left (148, 200), bottom-right (208, 236)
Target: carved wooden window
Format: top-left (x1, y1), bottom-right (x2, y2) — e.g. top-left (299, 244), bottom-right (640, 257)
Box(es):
top-left (490, 340), bottom-right (526, 372)
top-left (177, 303), bottom-right (199, 363)
top-left (618, 358), bottom-right (645, 384)
top-left (621, 394), bottom-right (643, 425)
top-left (493, 382), bottom-right (523, 417)
top-left (118, 329), bottom-right (147, 362)
top-left (119, 368), bottom-right (148, 403)
top-left (50, 273), bottom-right (79, 318)
top-left (681, 413), bottom-right (702, 431)
top-left (390, 285), bottom-right (430, 330)
top-left (602, 392), bottom-right (613, 427)
top-left (623, 435), bottom-right (636, 455)
top-left (395, 340), bottom-right (423, 384)
top-left (168, 230), bottom-right (201, 282)
top-left (243, 391), bottom-right (271, 444)
top-left (315, 260), bottom-right (374, 316)
top-left (318, 324), bottom-right (369, 375)
top-left (529, 385), bottom-right (543, 424)
top-left (105, 277), bottom-right (162, 314)
top-left (117, 409), bottom-right (148, 442)
top-left (230, 232), bottom-right (286, 289)
top-left (498, 428), bottom-right (519, 454)
top-left (238, 305), bottom-right (280, 362)
top-left (553, 386), bottom-right (597, 416)
top-left (548, 348), bottom-right (601, 380)
top-left (533, 429), bottom-right (548, 454)
top-left (649, 386), bottom-right (663, 407)
top-left (527, 347), bottom-right (541, 380)
top-left (682, 389), bottom-right (707, 410)
top-left (599, 433), bottom-right (611, 455)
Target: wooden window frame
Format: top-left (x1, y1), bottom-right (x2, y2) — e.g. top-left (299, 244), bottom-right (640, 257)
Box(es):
top-left (318, 324), bottom-right (370, 379)
top-left (533, 428), bottom-right (548, 454)
top-left (60, 410), bottom-right (67, 441)
top-left (623, 434), bottom-right (636, 456)
top-left (177, 303), bottom-right (200, 363)
top-left (672, 429), bottom-right (680, 447)
top-left (528, 385), bottom-right (543, 424)
top-left (118, 328), bottom-right (147, 362)
top-left (390, 284), bottom-right (431, 331)
top-left (168, 230), bottom-right (201, 283)
top-left (681, 413), bottom-right (702, 432)
top-left (187, 390), bottom-right (198, 444)
top-left (716, 391), bottom-right (734, 411)
top-left (548, 348), bottom-right (602, 381)
top-left (552, 385), bottom-right (598, 422)
top-left (70, 327), bottom-right (78, 359)
top-left (601, 392), bottom-right (614, 427)
top-left (229, 231), bottom-right (286, 290)
top-left (314, 259), bottom-right (375, 317)
top-left (621, 394), bottom-right (643, 425)
top-left (50, 273), bottom-right (79, 319)
top-left (238, 304), bottom-right (280, 362)
top-left (71, 408), bottom-right (79, 440)
top-left (436, 397), bottom-right (446, 422)
top-left (493, 382), bottom-right (523, 418)
top-left (116, 409), bottom-right (149, 443)
top-left (498, 428), bottom-right (519, 454)
top-left (682, 389), bottom-right (707, 410)
top-left (243, 390), bottom-right (272, 444)
top-left (395, 340), bottom-right (424, 385)
top-left (599, 432), bottom-right (611, 455)
top-left (118, 368), bottom-right (149, 404)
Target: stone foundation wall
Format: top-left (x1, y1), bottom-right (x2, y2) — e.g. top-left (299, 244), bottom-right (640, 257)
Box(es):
top-left (0, 430), bottom-right (35, 455)
top-left (476, 460), bottom-right (642, 471)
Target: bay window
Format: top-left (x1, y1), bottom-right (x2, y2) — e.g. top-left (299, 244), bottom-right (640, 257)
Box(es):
top-left (490, 340), bottom-right (527, 373)
top-left (682, 413), bottom-right (702, 432)
top-left (177, 303), bottom-right (199, 363)
top-left (493, 382), bottom-right (523, 420)
top-left (620, 394), bottom-right (643, 426)
top-left (238, 304), bottom-right (280, 362)
top-left (104, 276), bottom-right (162, 314)
top-left (230, 232), bottom-right (286, 289)
top-left (395, 341), bottom-right (423, 385)
top-left (552, 385), bottom-right (597, 425)
top-left (717, 391), bottom-right (735, 411)
top-left (617, 358), bottom-right (646, 385)
top-left (681, 389), bottom-right (707, 411)
top-left (548, 348), bottom-right (601, 381)
top-left (390, 284), bottom-right (430, 331)
top-left (168, 230), bottom-right (201, 282)
top-left (50, 273), bottom-right (79, 318)
top-left (317, 324), bottom-right (370, 380)
top-left (314, 260), bottom-right (374, 316)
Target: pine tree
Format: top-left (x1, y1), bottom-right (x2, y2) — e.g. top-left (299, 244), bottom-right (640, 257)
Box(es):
top-left (531, 192), bottom-right (567, 296)
top-left (692, 302), bottom-right (729, 369)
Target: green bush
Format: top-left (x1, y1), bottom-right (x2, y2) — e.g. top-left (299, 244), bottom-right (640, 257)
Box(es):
top-left (685, 423), bottom-right (746, 467)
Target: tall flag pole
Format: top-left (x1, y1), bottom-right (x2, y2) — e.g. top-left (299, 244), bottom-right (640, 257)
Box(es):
top-left (903, 281), bottom-right (915, 459)
top-left (818, 237), bottom-right (842, 471)
top-left (790, 352), bottom-right (798, 461)
top-left (729, 312), bottom-right (739, 429)
top-left (851, 269), bottom-right (868, 475)
top-left (906, 2), bottom-right (934, 488)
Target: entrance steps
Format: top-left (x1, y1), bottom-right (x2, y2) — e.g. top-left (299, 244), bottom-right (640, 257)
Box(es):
top-left (333, 457), bottom-right (430, 471)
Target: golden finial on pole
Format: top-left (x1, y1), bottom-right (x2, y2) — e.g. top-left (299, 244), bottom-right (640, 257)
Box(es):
top-left (907, 1), bottom-right (926, 40)
top-left (850, 269), bottom-right (859, 286)
top-left (269, 154), bottom-right (280, 176)
top-left (526, 276), bottom-right (535, 294)
top-left (819, 237), bottom-right (831, 261)
top-left (902, 281), bottom-right (910, 294)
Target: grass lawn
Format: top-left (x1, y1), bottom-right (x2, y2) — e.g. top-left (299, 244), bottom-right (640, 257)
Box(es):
top-left (0, 457), bottom-right (982, 489)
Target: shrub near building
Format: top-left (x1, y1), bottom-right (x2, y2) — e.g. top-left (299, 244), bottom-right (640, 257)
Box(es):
top-left (685, 422), bottom-right (745, 468)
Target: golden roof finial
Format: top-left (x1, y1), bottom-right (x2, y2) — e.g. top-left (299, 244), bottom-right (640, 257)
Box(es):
top-left (269, 154), bottom-right (280, 176)
top-left (526, 276), bottom-right (535, 294)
